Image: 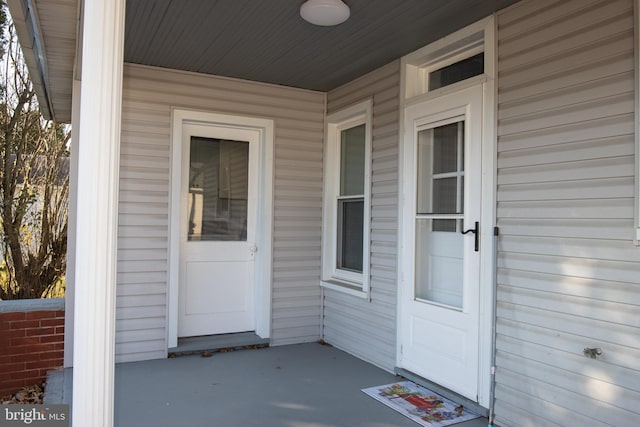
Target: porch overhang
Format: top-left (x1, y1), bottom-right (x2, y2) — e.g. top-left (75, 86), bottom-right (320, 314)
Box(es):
top-left (7, 0), bottom-right (78, 123)
top-left (8, 0), bottom-right (521, 124)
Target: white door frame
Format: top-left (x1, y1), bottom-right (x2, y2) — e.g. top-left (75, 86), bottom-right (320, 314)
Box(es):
top-left (398, 83), bottom-right (496, 406)
top-left (168, 109), bottom-right (274, 348)
top-left (400, 85), bottom-right (483, 401)
top-left (397, 16), bottom-right (497, 408)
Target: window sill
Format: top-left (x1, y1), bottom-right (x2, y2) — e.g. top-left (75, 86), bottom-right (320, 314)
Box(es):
top-left (321, 279), bottom-right (369, 299)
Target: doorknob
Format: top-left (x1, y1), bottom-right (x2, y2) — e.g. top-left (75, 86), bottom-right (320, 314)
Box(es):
top-left (461, 221), bottom-right (479, 252)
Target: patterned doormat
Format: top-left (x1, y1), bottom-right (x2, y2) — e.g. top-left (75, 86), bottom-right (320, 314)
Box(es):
top-left (362, 381), bottom-right (481, 427)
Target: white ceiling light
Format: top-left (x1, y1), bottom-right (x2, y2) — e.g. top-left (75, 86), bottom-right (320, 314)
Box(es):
top-left (300, 0), bottom-right (350, 26)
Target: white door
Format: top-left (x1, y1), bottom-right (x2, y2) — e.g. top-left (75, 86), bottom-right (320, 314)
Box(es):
top-left (178, 123), bottom-right (259, 337)
top-left (400, 85), bottom-right (483, 400)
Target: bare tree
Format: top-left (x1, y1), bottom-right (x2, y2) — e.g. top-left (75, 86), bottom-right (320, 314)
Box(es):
top-left (0, 15), bottom-right (70, 299)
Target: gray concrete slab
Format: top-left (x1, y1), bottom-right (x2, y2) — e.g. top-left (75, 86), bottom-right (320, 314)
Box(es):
top-left (45, 342), bottom-right (489, 426)
top-left (111, 343), bottom-right (488, 427)
top-left (43, 369), bottom-right (64, 404)
top-left (168, 332), bottom-right (269, 355)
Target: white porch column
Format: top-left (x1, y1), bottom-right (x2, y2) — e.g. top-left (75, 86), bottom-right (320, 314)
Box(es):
top-left (63, 79), bottom-right (81, 369)
top-left (72, 0), bottom-right (126, 425)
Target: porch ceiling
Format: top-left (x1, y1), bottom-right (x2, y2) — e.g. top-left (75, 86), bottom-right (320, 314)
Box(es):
top-left (10, 0), bottom-right (520, 123)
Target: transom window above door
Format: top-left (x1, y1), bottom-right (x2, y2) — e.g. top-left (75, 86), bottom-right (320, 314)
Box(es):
top-left (321, 99), bottom-right (372, 297)
top-left (403, 17), bottom-right (491, 100)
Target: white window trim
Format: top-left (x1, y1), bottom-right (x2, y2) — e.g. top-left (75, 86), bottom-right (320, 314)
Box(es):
top-left (403, 17), bottom-right (489, 103)
top-left (635, 0), bottom-right (640, 245)
top-left (321, 99), bottom-right (373, 298)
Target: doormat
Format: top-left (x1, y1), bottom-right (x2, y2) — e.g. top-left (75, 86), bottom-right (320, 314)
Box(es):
top-left (362, 381), bottom-right (480, 427)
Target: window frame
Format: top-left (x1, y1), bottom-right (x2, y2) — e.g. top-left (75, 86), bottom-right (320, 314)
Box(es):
top-left (635, 0), bottom-right (640, 245)
top-left (321, 99), bottom-right (373, 297)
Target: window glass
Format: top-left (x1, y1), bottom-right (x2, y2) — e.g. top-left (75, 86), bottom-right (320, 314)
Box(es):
top-left (433, 123), bottom-right (459, 174)
top-left (417, 122), bottom-right (464, 215)
top-left (432, 177), bottom-right (457, 213)
top-left (338, 199), bottom-right (364, 272)
top-left (415, 219), bottom-right (464, 307)
top-left (340, 124), bottom-right (366, 196)
top-left (415, 120), bottom-right (466, 308)
top-left (188, 137), bottom-right (249, 241)
top-left (429, 52), bottom-right (484, 91)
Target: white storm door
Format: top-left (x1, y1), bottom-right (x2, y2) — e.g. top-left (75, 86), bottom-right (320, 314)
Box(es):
top-left (178, 123), bottom-right (258, 337)
top-left (400, 85), bottom-right (483, 401)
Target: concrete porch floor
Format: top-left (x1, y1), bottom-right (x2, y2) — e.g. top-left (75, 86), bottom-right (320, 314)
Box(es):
top-left (50, 342), bottom-right (489, 427)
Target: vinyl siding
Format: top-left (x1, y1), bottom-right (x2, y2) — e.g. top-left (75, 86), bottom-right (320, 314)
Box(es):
top-left (116, 64), bottom-right (325, 362)
top-left (495, 0), bottom-right (640, 425)
top-left (323, 61), bottom-right (400, 371)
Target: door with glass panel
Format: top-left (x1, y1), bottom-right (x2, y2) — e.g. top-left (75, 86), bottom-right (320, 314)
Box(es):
top-left (400, 85), bottom-right (482, 400)
top-left (178, 123), bottom-right (258, 337)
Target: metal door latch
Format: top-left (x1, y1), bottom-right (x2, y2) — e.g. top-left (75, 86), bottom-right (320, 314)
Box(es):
top-left (583, 347), bottom-right (602, 359)
top-left (461, 221), bottom-right (479, 252)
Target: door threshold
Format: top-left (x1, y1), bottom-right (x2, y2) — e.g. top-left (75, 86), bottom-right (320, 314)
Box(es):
top-left (169, 332), bottom-right (269, 356)
top-left (395, 368), bottom-right (488, 417)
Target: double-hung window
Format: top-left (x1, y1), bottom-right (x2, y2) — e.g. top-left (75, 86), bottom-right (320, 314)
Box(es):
top-left (322, 99), bottom-right (372, 296)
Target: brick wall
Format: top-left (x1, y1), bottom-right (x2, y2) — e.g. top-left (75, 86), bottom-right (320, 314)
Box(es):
top-left (0, 299), bottom-right (64, 397)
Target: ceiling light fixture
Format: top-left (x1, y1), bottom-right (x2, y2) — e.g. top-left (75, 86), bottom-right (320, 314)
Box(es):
top-left (300, 0), bottom-right (350, 26)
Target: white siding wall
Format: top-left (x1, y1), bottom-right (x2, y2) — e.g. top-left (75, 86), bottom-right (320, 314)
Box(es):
top-left (323, 61), bottom-right (400, 371)
top-left (495, 0), bottom-right (640, 425)
top-left (116, 64), bottom-right (325, 362)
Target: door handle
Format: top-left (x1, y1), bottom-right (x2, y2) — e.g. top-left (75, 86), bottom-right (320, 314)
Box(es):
top-left (461, 221), bottom-right (479, 252)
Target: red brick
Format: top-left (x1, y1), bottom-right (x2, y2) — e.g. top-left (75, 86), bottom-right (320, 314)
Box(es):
top-left (26, 360), bottom-right (58, 370)
top-left (25, 311), bottom-right (57, 320)
top-left (28, 375), bottom-right (46, 384)
top-left (0, 379), bottom-right (28, 395)
top-left (10, 320), bottom-right (39, 329)
top-left (26, 343), bottom-right (57, 354)
top-left (25, 327), bottom-right (55, 337)
top-left (0, 329), bottom-right (26, 340)
top-left (17, 367), bottom-right (42, 375)
top-left (40, 318), bottom-right (63, 327)
top-left (1, 362), bottom-right (27, 373)
top-left (40, 368), bottom-right (56, 377)
top-left (8, 372), bottom-right (31, 382)
top-left (0, 312), bottom-right (26, 321)
top-left (55, 311), bottom-right (65, 318)
top-left (0, 345), bottom-right (27, 356)
top-left (9, 369), bottom-right (33, 380)
top-left (55, 326), bottom-right (64, 334)
top-left (40, 335), bottom-right (63, 344)
top-left (39, 350), bottom-right (64, 361)
top-left (54, 343), bottom-right (64, 350)
top-left (10, 354), bottom-right (30, 363)
top-left (11, 337), bottom-right (39, 347)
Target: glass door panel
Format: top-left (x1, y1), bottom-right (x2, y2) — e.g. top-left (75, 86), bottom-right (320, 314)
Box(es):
top-left (187, 137), bottom-right (249, 241)
top-left (415, 121), bottom-right (465, 308)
